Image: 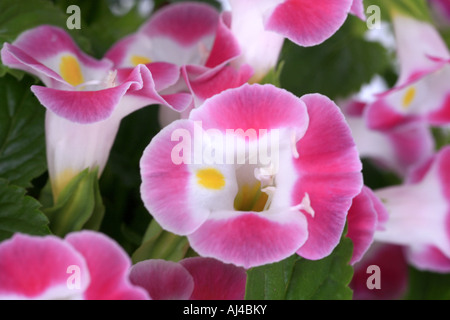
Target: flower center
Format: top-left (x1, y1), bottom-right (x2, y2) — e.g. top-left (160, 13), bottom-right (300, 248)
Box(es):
top-left (59, 55), bottom-right (84, 86)
top-left (233, 164), bottom-right (276, 212)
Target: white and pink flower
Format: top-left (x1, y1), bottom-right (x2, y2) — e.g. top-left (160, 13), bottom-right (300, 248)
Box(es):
top-left (0, 231), bottom-right (149, 300)
top-left (0, 25), bottom-right (191, 199)
top-left (106, 1), bottom-right (252, 109)
top-left (140, 83), bottom-right (363, 268)
top-left (365, 15), bottom-right (450, 130)
top-left (373, 146), bottom-right (450, 273)
top-left (129, 257), bottom-right (247, 300)
top-left (227, 0), bottom-right (364, 82)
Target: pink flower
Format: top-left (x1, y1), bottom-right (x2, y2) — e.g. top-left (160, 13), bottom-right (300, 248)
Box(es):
top-left (373, 146), bottom-right (450, 273)
top-left (365, 15), bottom-right (450, 130)
top-left (350, 244), bottom-right (409, 300)
top-left (227, 0), bottom-right (363, 81)
top-left (106, 2), bottom-right (252, 109)
top-left (0, 231), bottom-right (149, 300)
top-left (0, 25), bottom-right (190, 199)
top-left (129, 257), bottom-right (247, 300)
top-left (346, 186), bottom-right (389, 265)
top-left (340, 82), bottom-right (435, 177)
top-left (140, 83), bottom-right (363, 268)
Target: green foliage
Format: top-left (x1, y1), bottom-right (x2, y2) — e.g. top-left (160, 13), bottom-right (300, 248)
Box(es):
top-left (0, 178), bottom-right (50, 241)
top-left (280, 16), bottom-right (391, 101)
top-left (0, 75), bottom-right (47, 188)
top-left (245, 236), bottom-right (354, 300)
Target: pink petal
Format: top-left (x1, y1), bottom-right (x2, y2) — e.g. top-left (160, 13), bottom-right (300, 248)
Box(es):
top-left (364, 96), bottom-right (411, 130)
top-left (139, 2), bottom-right (219, 47)
top-left (346, 186), bottom-right (388, 265)
top-left (408, 244), bottom-right (450, 273)
top-left (129, 260), bottom-right (194, 300)
top-left (182, 63), bottom-right (253, 103)
top-left (31, 64), bottom-right (187, 124)
top-left (140, 120), bottom-right (209, 235)
top-left (350, 0), bottom-right (366, 20)
top-left (351, 244), bottom-right (408, 300)
top-left (180, 257), bottom-right (247, 300)
top-left (188, 210), bottom-right (308, 269)
top-left (265, 0), bottom-right (353, 47)
top-left (393, 15), bottom-right (450, 86)
top-left (204, 11), bottom-right (241, 68)
top-left (65, 231), bottom-right (149, 300)
top-left (190, 83), bottom-right (309, 138)
top-left (294, 93), bottom-right (363, 260)
top-left (0, 233), bottom-right (89, 299)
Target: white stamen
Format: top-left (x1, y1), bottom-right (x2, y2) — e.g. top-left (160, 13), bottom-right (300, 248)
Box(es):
top-left (291, 193), bottom-right (315, 217)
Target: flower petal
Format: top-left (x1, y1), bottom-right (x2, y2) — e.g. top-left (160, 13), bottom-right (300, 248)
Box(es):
top-left (188, 209), bottom-right (308, 269)
top-left (180, 257), bottom-right (247, 300)
top-left (264, 0), bottom-right (353, 47)
top-left (294, 93), bottom-right (363, 260)
top-left (140, 120), bottom-right (211, 235)
top-left (0, 233), bottom-right (89, 300)
top-left (346, 186), bottom-right (388, 265)
top-left (65, 231), bottom-right (149, 300)
top-left (189, 83), bottom-right (309, 139)
top-left (129, 260), bottom-right (194, 300)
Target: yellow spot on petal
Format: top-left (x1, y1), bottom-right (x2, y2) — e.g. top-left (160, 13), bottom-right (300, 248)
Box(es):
top-left (402, 87), bottom-right (416, 110)
top-left (59, 55), bottom-right (84, 86)
top-left (130, 55), bottom-right (152, 66)
top-left (196, 168), bottom-right (225, 190)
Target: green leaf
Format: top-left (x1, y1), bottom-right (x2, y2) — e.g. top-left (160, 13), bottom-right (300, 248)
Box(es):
top-left (0, 74), bottom-right (47, 188)
top-left (364, 0), bottom-right (432, 23)
top-left (405, 267), bottom-right (450, 300)
top-left (42, 168), bottom-right (105, 237)
top-left (280, 16), bottom-right (391, 101)
top-left (0, 178), bottom-right (50, 242)
top-left (245, 255), bottom-right (298, 300)
top-left (245, 236), bottom-right (354, 300)
top-left (131, 219), bottom-right (190, 264)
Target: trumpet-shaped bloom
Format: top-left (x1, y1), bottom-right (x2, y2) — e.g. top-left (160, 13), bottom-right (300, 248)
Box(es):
top-left (373, 146), bottom-right (450, 272)
top-left (227, 0), bottom-right (361, 81)
top-left (140, 84), bottom-right (363, 268)
top-left (106, 2), bottom-right (252, 107)
top-left (340, 86), bottom-right (435, 177)
top-left (0, 231), bottom-right (149, 300)
top-left (346, 186), bottom-right (388, 265)
top-left (365, 15), bottom-right (450, 130)
top-left (0, 25), bottom-right (191, 198)
top-left (129, 257), bottom-right (247, 300)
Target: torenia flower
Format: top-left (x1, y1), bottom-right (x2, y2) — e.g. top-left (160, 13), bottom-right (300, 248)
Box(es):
top-left (140, 84), bottom-right (363, 268)
top-left (106, 1), bottom-right (252, 110)
top-left (340, 76), bottom-right (435, 177)
top-left (373, 146), bottom-right (450, 272)
top-left (0, 231), bottom-right (149, 300)
top-left (129, 257), bottom-right (247, 300)
top-left (365, 14), bottom-right (450, 130)
top-left (227, 0), bottom-right (363, 82)
top-left (0, 25), bottom-right (190, 199)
